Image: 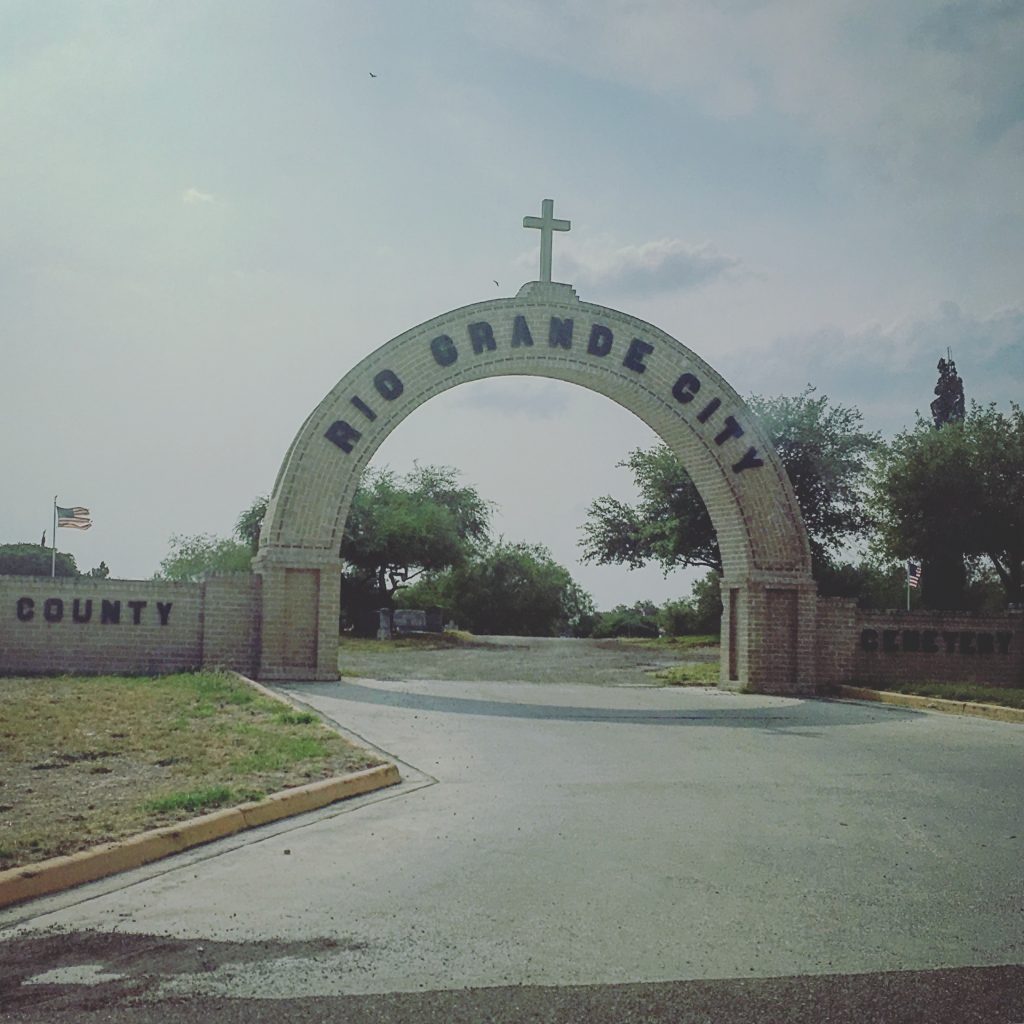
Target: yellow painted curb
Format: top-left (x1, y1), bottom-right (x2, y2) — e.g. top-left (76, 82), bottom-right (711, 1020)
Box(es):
top-left (0, 763), bottom-right (400, 911)
top-left (834, 685), bottom-right (1024, 724)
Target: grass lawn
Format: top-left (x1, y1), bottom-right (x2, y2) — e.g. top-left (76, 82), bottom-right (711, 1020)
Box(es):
top-left (650, 661), bottom-right (721, 686)
top-left (0, 672), bottom-right (382, 871)
top-left (339, 630), bottom-right (475, 655)
top-left (609, 635), bottom-right (720, 652)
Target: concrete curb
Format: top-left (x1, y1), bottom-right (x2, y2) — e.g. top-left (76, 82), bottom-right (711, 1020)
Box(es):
top-left (833, 685), bottom-right (1024, 724)
top-left (0, 762), bottom-right (400, 910)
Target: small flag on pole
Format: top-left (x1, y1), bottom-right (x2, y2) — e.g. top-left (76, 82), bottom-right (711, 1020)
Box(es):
top-left (907, 561), bottom-right (922, 589)
top-left (56, 505), bottom-right (92, 530)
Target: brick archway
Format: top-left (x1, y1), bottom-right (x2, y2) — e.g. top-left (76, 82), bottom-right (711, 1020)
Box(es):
top-left (255, 282), bottom-right (817, 693)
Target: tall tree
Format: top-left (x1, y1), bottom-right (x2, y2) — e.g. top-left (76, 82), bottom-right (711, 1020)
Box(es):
top-left (401, 541), bottom-right (594, 637)
top-left (0, 543), bottom-right (78, 577)
top-left (872, 403), bottom-right (1023, 606)
top-left (579, 388), bottom-right (880, 576)
top-left (929, 354), bottom-right (966, 428)
top-left (341, 465), bottom-right (492, 622)
top-left (922, 354), bottom-right (968, 607)
top-left (155, 534), bottom-right (253, 581)
top-left (235, 496), bottom-right (269, 555)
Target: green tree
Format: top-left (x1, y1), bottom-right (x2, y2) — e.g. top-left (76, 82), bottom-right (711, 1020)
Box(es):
top-left (401, 541), bottom-right (594, 637)
top-left (580, 388), bottom-right (880, 577)
top-left (872, 403), bottom-right (1024, 606)
top-left (0, 543), bottom-right (78, 577)
top-left (591, 601), bottom-right (661, 639)
top-left (84, 560), bottom-right (111, 579)
top-left (341, 465), bottom-right (492, 629)
top-left (922, 354), bottom-right (969, 607)
top-left (235, 496), bottom-right (269, 555)
top-left (156, 534), bottom-right (253, 581)
top-left (812, 558), bottom-right (907, 609)
top-left (660, 572), bottom-right (723, 636)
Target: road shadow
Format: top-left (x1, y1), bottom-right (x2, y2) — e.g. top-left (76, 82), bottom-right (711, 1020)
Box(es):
top-left (286, 681), bottom-right (921, 732)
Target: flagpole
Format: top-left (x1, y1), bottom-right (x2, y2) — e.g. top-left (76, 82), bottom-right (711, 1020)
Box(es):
top-left (51, 496), bottom-right (57, 577)
top-left (906, 564), bottom-right (910, 611)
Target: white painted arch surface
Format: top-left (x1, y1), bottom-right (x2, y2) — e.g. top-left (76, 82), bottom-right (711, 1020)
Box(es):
top-left (260, 284), bottom-right (810, 576)
top-left (255, 283), bottom-right (815, 689)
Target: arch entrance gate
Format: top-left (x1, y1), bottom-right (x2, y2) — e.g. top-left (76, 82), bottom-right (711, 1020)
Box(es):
top-left (254, 278), bottom-right (819, 694)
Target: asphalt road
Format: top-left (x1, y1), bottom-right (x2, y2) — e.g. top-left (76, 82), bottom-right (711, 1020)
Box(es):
top-left (2, 638), bottom-right (1022, 1022)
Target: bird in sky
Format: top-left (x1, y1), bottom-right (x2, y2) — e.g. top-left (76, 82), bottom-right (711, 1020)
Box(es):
top-left (369, 72), bottom-right (377, 78)
top-left (493, 280), bottom-right (499, 287)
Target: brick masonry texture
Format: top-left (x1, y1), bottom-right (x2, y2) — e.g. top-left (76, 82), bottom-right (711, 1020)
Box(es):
top-left (0, 574), bottom-right (260, 677)
top-left (852, 610), bottom-right (1022, 688)
top-left (254, 283), bottom-right (820, 693)
top-left (23, 290), bottom-right (1013, 696)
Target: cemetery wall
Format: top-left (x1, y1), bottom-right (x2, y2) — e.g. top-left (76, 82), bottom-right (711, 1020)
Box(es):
top-left (852, 610), bottom-right (1023, 688)
top-left (814, 596), bottom-right (858, 687)
top-left (0, 574), bottom-right (260, 677)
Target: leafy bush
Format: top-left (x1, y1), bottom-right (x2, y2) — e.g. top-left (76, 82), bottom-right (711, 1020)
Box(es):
top-left (0, 543), bottom-right (78, 577)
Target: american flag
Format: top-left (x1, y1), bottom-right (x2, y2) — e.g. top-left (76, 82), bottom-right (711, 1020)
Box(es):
top-left (57, 505), bottom-right (92, 530)
top-left (907, 561), bottom-right (922, 589)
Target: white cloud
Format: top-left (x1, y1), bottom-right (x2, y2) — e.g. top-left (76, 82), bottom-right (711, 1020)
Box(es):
top-left (477, 0), bottom-right (1024, 213)
top-left (181, 187), bottom-right (215, 205)
top-left (557, 238), bottom-right (741, 296)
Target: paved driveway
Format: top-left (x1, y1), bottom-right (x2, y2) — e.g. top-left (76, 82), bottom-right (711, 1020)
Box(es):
top-left (1, 639), bottom-right (1022, 1022)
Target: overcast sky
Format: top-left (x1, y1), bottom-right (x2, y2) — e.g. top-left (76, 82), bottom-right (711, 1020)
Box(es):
top-left (3, 0), bottom-right (1022, 609)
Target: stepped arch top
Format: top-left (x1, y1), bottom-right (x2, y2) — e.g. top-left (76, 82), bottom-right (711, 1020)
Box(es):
top-left (256, 282), bottom-right (811, 582)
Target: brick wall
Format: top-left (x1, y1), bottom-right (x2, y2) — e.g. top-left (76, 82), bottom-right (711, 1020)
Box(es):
top-left (853, 610), bottom-right (1023, 688)
top-left (815, 596), bottom-right (858, 687)
top-left (0, 574), bottom-right (260, 677)
top-left (201, 574), bottom-right (261, 676)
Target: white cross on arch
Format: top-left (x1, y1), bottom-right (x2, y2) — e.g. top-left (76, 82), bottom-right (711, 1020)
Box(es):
top-left (523, 198), bottom-right (571, 283)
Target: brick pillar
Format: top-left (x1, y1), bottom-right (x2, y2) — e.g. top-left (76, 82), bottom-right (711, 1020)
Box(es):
top-left (252, 550), bottom-right (340, 681)
top-left (720, 575), bottom-right (818, 695)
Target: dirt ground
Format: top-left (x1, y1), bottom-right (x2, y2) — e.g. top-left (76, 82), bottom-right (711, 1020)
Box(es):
top-left (338, 635), bottom-right (719, 686)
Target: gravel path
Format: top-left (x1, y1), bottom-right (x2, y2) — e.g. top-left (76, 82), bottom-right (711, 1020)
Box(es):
top-left (338, 635), bottom-right (718, 686)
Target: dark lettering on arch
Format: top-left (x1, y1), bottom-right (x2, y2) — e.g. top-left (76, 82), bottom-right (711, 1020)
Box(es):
top-left (549, 317), bottom-right (573, 349)
top-left (128, 600), bottom-right (147, 625)
top-left (468, 321), bottom-right (496, 354)
top-left (325, 420), bottom-right (362, 453)
top-left (16, 597), bottom-right (34, 622)
top-left (714, 416), bottom-right (744, 445)
top-left (373, 369), bottom-right (404, 401)
top-left (697, 398), bottom-right (721, 423)
top-left (672, 373), bottom-right (700, 404)
top-left (72, 598), bottom-right (93, 623)
top-left (622, 338), bottom-right (654, 374)
top-left (587, 324), bottom-right (613, 357)
top-left (44, 598), bottom-right (64, 623)
top-left (732, 448), bottom-right (764, 474)
top-left (431, 334), bottom-right (459, 367)
top-left (350, 396), bottom-right (377, 421)
top-left (512, 316), bottom-right (534, 348)
top-left (101, 600), bottom-right (121, 625)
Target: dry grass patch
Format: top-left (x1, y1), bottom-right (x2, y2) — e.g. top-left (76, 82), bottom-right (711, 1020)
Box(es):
top-left (339, 630), bottom-right (476, 654)
top-left (650, 661), bottom-right (722, 686)
top-left (0, 672), bottom-right (382, 871)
